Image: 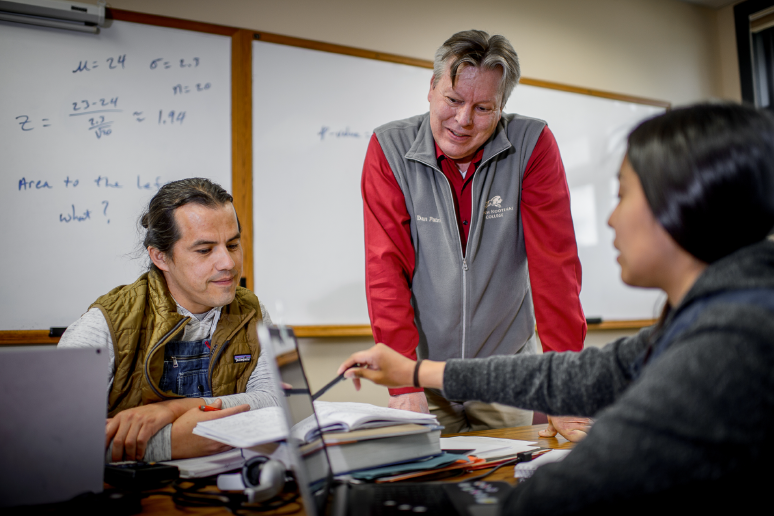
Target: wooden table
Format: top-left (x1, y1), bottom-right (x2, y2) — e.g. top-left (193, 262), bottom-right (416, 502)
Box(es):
top-left (134, 424), bottom-right (574, 515)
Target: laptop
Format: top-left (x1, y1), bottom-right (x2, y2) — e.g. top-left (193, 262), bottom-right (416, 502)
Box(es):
top-left (257, 324), bottom-right (513, 516)
top-left (0, 347), bottom-right (108, 507)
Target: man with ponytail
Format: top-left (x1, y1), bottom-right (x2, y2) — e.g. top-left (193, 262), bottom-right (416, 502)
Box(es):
top-left (59, 178), bottom-right (278, 463)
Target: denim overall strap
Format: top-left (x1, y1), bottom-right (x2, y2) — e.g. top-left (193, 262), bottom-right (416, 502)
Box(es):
top-left (159, 339), bottom-right (213, 397)
top-left (630, 288), bottom-right (774, 381)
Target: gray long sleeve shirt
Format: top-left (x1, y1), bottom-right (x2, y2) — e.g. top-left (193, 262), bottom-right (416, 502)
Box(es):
top-left (444, 239), bottom-right (774, 513)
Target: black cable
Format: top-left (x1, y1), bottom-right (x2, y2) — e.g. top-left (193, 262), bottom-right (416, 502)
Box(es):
top-left (232, 493), bottom-right (302, 514)
top-left (461, 448), bottom-right (552, 483)
top-left (144, 478), bottom-right (302, 513)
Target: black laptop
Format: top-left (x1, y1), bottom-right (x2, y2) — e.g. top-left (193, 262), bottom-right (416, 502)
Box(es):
top-left (257, 324), bottom-right (513, 516)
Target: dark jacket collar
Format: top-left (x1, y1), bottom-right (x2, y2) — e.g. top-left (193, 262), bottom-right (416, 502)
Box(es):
top-left (669, 238), bottom-right (774, 320)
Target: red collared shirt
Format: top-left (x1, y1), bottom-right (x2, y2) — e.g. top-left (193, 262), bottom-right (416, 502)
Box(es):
top-left (435, 144), bottom-right (485, 256)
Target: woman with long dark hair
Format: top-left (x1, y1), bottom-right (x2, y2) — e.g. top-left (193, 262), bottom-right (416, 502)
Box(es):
top-left (338, 103), bottom-right (774, 513)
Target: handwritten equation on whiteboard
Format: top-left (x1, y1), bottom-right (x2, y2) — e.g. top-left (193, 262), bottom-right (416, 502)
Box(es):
top-left (12, 55), bottom-right (210, 140)
top-left (17, 174), bottom-right (163, 224)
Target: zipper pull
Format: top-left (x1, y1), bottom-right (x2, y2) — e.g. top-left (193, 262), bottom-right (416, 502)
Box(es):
top-left (463, 258), bottom-right (468, 271)
top-left (172, 356), bottom-right (179, 368)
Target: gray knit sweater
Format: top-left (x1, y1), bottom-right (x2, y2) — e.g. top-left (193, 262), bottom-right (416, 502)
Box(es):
top-left (444, 239), bottom-right (774, 514)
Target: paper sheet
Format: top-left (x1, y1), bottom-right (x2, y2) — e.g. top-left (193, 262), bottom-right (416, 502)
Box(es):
top-left (193, 406), bottom-right (288, 448)
top-left (441, 436), bottom-right (539, 459)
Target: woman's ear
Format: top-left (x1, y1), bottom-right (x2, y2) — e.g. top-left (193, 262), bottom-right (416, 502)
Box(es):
top-left (148, 246), bottom-right (170, 272)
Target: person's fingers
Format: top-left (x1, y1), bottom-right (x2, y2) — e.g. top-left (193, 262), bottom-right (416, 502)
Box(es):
top-left (123, 419), bottom-right (142, 461)
top-left (111, 417), bottom-right (134, 462)
top-left (351, 377), bottom-right (362, 391)
top-left (343, 363), bottom-right (369, 379)
top-left (538, 419), bottom-right (558, 438)
top-left (210, 399), bottom-right (223, 408)
top-left (337, 351), bottom-right (372, 375)
top-left (205, 403), bottom-right (250, 420)
top-left (337, 347), bottom-right (378, 375)
top-left (559, 428), bottom-right (588, 443)
top-left (105, 418), bottom-right (118, 449)
top-left (348, 365), bottom-right (384, 385)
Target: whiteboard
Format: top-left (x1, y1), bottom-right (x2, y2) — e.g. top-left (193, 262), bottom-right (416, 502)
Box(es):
top-left (506, 90), bottom-right (666, 320)
top-left (252, 41), bottom-right (666, 325)
top-left (0, 20), bottom-right (232, 330)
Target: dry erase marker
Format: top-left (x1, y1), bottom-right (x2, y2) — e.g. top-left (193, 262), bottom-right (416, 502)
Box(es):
top-left (200, 405), bottom-right (221, 412)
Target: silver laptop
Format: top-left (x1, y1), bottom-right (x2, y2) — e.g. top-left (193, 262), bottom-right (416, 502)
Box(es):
top-left (0, 347), bottom-right (107, 507)
top-left (257, 324), bottom-right (513, 516)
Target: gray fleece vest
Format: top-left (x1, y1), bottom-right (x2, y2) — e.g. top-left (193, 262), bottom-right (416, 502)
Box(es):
top-left (375, 112), bottom-right (546, 362)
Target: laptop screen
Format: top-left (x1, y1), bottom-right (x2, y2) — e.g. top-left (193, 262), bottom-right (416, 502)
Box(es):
top-left (0, 347), bottom-right (107, 507)
top-left (257, 324), bottom-right (334, 516)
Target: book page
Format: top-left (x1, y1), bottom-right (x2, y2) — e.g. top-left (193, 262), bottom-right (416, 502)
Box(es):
top-left (193, 406), bottom-right (288, 448)
top-left (313, 401), bottom-right (437, 433)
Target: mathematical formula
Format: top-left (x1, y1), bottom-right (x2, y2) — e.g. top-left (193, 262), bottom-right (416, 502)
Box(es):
top-left (72, 55), bottom-right (200, 74)
top-left (13, 55), bottom-right (209, 140)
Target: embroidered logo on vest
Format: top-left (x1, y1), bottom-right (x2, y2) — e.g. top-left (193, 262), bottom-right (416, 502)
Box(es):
top-left (234, 354), bottom-right (252, 363)
top-left (484, 195), bottom-right (514, 219)
top-left (485, 196), bottom-right (503, 208)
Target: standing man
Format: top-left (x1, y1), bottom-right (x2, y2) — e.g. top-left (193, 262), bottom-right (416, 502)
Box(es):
top-left (362, 30), bottom-right (586, 433)
top-left (59, 178), bottom-right (278, 462)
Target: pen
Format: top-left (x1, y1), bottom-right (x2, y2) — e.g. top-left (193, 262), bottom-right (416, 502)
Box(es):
top-left (312, 364), bottom-right (362, 401)
top-left (200, 405), bottom-right (221, 412)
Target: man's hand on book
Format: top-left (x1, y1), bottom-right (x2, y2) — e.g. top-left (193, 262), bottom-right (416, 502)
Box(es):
top-left (388, 392), bottom-right (430, 414)
top-left (170, 402), bottom-right (251, 459)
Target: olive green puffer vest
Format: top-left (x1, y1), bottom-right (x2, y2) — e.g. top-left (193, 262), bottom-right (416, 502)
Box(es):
top-left (90, 270), bottom-right (262, 417)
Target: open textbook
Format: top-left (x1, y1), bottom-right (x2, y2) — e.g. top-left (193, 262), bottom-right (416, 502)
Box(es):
top-left (193, 401), bottom-right (439, 449)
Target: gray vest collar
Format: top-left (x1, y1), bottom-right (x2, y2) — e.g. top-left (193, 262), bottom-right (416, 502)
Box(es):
top-left (403, 113), bottom-right (512, 171)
